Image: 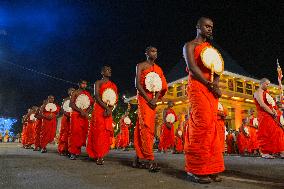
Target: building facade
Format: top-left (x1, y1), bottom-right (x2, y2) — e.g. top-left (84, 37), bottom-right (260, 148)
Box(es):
top-left (126, 70), bottom-right (280, 135)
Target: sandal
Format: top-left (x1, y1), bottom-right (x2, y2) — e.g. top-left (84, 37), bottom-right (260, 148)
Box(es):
top-left (187, 172), bottom-right (211, 184)
top-left (209, 174), bottom-right (222, 182)
top-left (148, 162), bottom-right (161, 173)
top-left (132, 157), bottom-right (147, 169)
top-left (132, 161), bottom-right (146, 169)
top-left (41, 148), bottom-right (47, 153)
top-left (261, 154), bottom-right (275, 159)
top-left (96, 158), bottom-right (104, 165)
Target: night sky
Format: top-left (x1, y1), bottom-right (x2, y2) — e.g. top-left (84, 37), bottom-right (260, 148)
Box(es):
top-left (0, 1), bottom-right (282, 120)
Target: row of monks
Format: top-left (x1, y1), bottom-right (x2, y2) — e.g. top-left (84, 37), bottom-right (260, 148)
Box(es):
top-left (20, 17), bottom-right (284, 184)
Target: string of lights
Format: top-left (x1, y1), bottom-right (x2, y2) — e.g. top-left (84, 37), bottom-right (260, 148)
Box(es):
top-left (1, 59), bottom-right (78, 86)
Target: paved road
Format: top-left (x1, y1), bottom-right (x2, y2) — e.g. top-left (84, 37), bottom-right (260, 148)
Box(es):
top-left (0, 143), bottom-right (283, 189)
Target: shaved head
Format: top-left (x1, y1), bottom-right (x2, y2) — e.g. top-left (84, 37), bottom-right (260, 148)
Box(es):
top-left (196, 17), bottom-right (213, 28)
top-left (259, 78), bottom-right (270, 84)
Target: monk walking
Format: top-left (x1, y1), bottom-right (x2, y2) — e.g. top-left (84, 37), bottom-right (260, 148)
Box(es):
top-left (58, 88), bottom-right (75, 155)
top-left (69, 80), bottom-right (93, 160)
top-left (86, 66), bottom-right (118, 165)
top-left (173, 124), bottom-right (184, 154)
top-left (217, 102), bottom-right (227, 153)
top-left (183, 17), bottom-right (224, 183)
top-left (119, 105), bottom-right (132, 151)
top-left (40, 96), bottom-right (60, 153)
top-left (247, 109), bottom-right (259, 155)
top-left (254, 78), bottom-right (284, 159)
top-left (133, 46), bottom-right (168, 172)
top-left (21, 111), bottom-right (29, 148)
top-left (237, 119), bottom-right (250, 155)
top-left (34, 102), bottom-right (45, 151)
top-left (158, 101), bottom-right (177, 153)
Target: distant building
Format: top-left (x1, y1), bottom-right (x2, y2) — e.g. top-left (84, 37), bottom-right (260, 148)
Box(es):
top-left (125, 53), bottom-right (281, 134)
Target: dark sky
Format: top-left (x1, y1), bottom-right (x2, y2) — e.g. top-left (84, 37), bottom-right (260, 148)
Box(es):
top-left (0, 1), bottom-right (283, 119)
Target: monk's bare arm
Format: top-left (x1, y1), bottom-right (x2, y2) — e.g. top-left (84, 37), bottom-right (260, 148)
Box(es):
top-left (254, 90), bottom-right (275, 115)
top-left (183, 42), bottom-right (210, 87)
top-left (94, 80), bottom-right (109, 110)
top-left (135, 64), bottom-right (151, 102)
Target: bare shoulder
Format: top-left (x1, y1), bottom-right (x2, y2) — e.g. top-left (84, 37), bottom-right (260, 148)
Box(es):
top-left (94, 79), bottom-right (104, 89)
top-left (184, 40), bottom-right (198, 49)
top-left (136, 61), bottom-right (148, 70)
top-left (253, 89), bottom-right (262, 97)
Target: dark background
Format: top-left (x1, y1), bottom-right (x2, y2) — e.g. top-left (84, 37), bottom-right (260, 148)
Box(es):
top-left (0, 1), bottom-right (283, 122)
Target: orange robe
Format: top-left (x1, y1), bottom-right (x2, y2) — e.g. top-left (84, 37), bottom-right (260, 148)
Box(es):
top-left (158, 109), bottom-right (177, 151)
top-left (40, 105), bottom-right (60, 149)
top-left (21, 122), bottom-right (28, 146)
top-left (217, 108), bottom-right (227, 153)
top-left (26, 120), bottom-right (35, 146)
top-left (226, 134), bottom-right (234, 154)
top-left (68, 91), bottom-right (93, 155)
top-left (184, 42), bottom-right (224, 175)
top-left (248, 117), bottom-right (259, 151)
top-left (134, 64), bottom-right (167, 161)
top-left (119, 117), bottom-right (131, 148)
top-left (34, 119), bottom-right (42, 148)
top-left (58, 114), bottom-right (71, 154)
top-left (237, 126), bottom-right (250, 154)
top-left (174, 128), bottom-right (184, 153)
top-left (255, 91), bottom-right (284, 154)
top-left (115, 133), bottom-right (122, 148)
top-left (86, 81), bottom-right (118, 159)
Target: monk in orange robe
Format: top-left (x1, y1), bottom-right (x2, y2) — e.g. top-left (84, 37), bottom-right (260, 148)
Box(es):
top-left (87, 66), bottom-right (118, 165)
top-left (58, 88), bottom-right (75, 155)
top-left (115, 133), bottom-right (122, 149)
top-left (133, 46), bottom-right (168, 172)
top-left (226, 131), bottom-right (234, 154)
top-left (183, 17), bottom-right (224, 183)
top-left (247, 109), bottom-right (259, 155)
top-left (21, 113), bottom-right (29, 148)
top-left (69, 80), bottom-right (94, 160)
top-left (26, 106), bottom-right (38, 148)
top-left (237, 119), bottom-right (250, 155)
top-left (40, 96), bottom-right (60, 153)
top-left (158, 101), bottom-right (177, 153)
top-left (173, 125), bottom-right (184, 154)
top-left (217, 102), bottom-right (227, 153)
top-left (33, 102), bottom-right (45, 151)
top-left (119, 110), bottom-right (132, 151)
top-left (254, 78), bottom-right (284, 159)
top-left (24, 108), bottom-right (34, 148)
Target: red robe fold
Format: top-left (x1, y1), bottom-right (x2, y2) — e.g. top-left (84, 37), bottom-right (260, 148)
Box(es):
top-left (134, 64), bottom-right (168, 161)
top-left (58, 114), bottom-right (71, 154)
top-left (255, 91), bottom-right (284, 154)
top-left (86, 81), bottom-right (118, 159)
top-left (158, 109), bottom-right (177, 151)
top-left (40, 104), bottom-right (60, 149)
top-left (226, 133), bottom-right (234, 154)
top-left (26, 120), bottom-right (35, 146)
top-left (217, 105), bottom-right (227, 153)
top-left (115, 133), bottom-right (122, 148)
top-left (34, 119), bottom-right (42, 148)
top-left (184, 42), bottom-right (224, 175)
top-left (248, 117), bottom-right (259, 151)
top-left (119, 116), bottom-right (131, 148)
top-left (174, 128), bottom-right (184, 153)
top-left (68, 90), bottom-right (94, 155)
top-left (237, 126), bottom-right (250, 154)
top-left (21, 122), bottom-right (28, 146)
